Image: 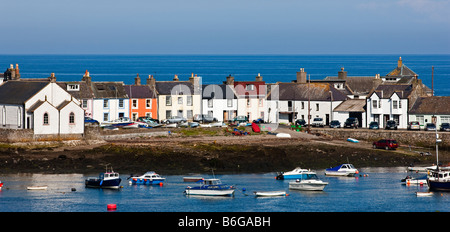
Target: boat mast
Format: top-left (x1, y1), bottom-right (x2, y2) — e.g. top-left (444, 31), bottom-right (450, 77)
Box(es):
top-left (435, 126), bottom-right (441, 171)
top-left (307, 74), bottom-right (311, 133)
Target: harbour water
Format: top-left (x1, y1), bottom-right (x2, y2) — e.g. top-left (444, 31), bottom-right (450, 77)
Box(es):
top-left (0, 167), bottom-right (448, 212)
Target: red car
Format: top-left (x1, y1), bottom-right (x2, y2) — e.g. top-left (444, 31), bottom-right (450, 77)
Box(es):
top-left (373, 139), bottom-right (398, 150)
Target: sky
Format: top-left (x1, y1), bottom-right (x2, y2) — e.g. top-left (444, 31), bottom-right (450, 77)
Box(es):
top-left (1, 0), bottom-right (449, 54)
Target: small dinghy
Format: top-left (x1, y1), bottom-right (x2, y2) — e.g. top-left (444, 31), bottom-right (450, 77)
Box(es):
top-left (276, 133), bottom-right (291, 138)
top-left (27, 186), bottom-right (48, 190)
top-left (416, 192), bottom-right (433, 197)
top-left (347, 138), bottom-right (359, 143)
top-left (253, 191), bottom-right (287, 197)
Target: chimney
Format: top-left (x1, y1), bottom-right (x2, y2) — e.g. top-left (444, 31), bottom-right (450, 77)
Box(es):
top-left (338, 67), bottom-right (347, 80)
top-left (15, 64), bottom-right (20, 79)
top-left (296, 68), bottom-right (307, 83)
top-left (147, 75), bottom-right (156, 89)
top-left (135, 73), bottom-right (141, 85)
top-left (225, 75), bottom-right (234, 85)
top-left (48, 73), bottom-right (56, 82)
top-left (255, 73), bottom-right (263, 82)
top-left (82, 70), bottom-right (91, 84)
top-left (173, 74), bottom-right (179, 81)
top-left (398, 57), bottom-right (402, 68)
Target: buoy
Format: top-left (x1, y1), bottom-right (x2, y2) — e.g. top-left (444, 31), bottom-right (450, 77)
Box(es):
top-left (159, 182), bottom-right (163, 187)
top-left (107, 204), bottom-right (117, 211)
top-left (71, 188), bottom-right (76, 192)
top-left (420, 182), bottom-right (424, 186)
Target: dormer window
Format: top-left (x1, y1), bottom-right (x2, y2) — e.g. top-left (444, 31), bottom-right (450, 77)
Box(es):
top-left (67, 84), bottom-right (80, 91)
top-left (246, 84), bottom-right (255, 90)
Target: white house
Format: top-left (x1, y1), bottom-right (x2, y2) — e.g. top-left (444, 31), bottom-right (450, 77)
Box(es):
top-left (153, 74), bottom-right (201, 121)
top-left (0, 78), bottom-right (84, 135)
top-left (366, 84), bottom-right (411, 129)
top-left (267, 82), bottom-right (348, 125)
top-left (202, 84), bottom-right (238, 122)
top-left (409, 96), bottom-right (450, 129)
top-left (90, 81), bottom-right (129, 123)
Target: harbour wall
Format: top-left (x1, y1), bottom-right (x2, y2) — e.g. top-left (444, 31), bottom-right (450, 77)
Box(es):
top-left (311, 128), bottom-right (450, 149)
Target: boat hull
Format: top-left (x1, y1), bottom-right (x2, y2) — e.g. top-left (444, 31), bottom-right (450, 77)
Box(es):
top-left (254, 191), bottom-right (286, 197)
top-left (427, 180), bottom-right (450, 191)
top-left (85, 178), bottom-right (121, 189)
top-left (289, 181), bottom-right (328, 191)
top-left (184, 188), bottom-right (235, 196)
top-left (277, 174), bottom-right (308, 180)
top-left (324, 171), bottom-right (356, 177)
top-left (130, 178), bottom-right (165, 185)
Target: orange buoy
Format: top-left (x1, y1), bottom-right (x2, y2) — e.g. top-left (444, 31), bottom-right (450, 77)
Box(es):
top-left (107, 204), bottom-right (117, 211)
top-left (159, 182), bottom-right (163, 187)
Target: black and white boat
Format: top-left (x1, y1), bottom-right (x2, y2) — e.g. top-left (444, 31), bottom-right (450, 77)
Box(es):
top-left (85, 167), bottom-right (121, 189)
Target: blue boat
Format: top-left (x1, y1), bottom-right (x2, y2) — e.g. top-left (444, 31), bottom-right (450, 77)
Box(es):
top-left (276, 167), bottom-right (310, 180)
top-left (325, 164), bottom-right (359, 177)
top-left (128, 171), bottom-right (165, 185)
top-left (85, 167), bottom-right (121, 189)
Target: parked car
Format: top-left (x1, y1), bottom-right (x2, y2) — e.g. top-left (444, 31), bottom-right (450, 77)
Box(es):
top-left (84, 117), bottom-right (99, 125)
top-left (163, 116), bottom-right (187, 124)
top-left (385, 120), bottom-right (397, 130)
top-left (136, 116), bottom-right (159, 123)
top-left (369, 121), bottom-right (379, 130)
top-left (344, 117), bottom-right (359, 128)
top-left (253, 118), bottom-right (265, 124)
top-left (295, 119), bottom-right (306, 127)
top-left (329, 120), bottom-right (341, 128)
top-left (312, 117), bottom-right (324, 127)
top-left (232, 115), bottom-right (249, 124)
top-left (440, 123), bottom-right (450, 132)
top-left (407, 121), bottom-right (420, 130)
top-left (425, 123), bottom-right (436, 131)
top-left (193, 114), bottom-right (217, 123)
top-left (373, 139), bottom-right (399, 150)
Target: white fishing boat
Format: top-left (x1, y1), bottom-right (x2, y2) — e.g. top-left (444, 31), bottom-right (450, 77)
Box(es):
top-left (276, 167), bottom-right (310, 180)
top-left (184, 178), bottom-right (235, 196)
top-left (128, 171), bottom-right (165, 185)
top-left (427, 128), bottom-right (450, 191)
top-left (288, 171), bottom-right (328, 191)
top-left (27, 186), bottom-right (48, 190)
top-left (325, 163), bottom-right (359, 177)
top-left (254, 191), bottom-right (287, 197)
top-left (401, 175), bottom-right (428, 186)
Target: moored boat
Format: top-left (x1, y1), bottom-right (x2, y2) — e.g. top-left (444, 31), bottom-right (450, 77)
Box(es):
top-left (129, 171), bottom-right (165, 185)
top-left (325, 164), bottom-right (359, 177)
top-left (426, 129), bottom-right (450, 191)
top-left (288, 171), bottom-right (328, 191)
top-left (416, 191), bottom-right (433, 197)
top-left (401, 175), bottom-right (428, 186)
top-left (276, 167), bottom-right (310, 180)
top-left (254, 191), bottom-right (287, 197)
top-left (184, 178), bottom-right (235, 196)
top-left (85, 167), bottom-right (121, 189)
top-left (27, 186), bottom-right (48, 190)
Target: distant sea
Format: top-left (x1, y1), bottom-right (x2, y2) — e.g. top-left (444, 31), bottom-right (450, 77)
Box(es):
top-left (0, 54), bottom-right (449, 96)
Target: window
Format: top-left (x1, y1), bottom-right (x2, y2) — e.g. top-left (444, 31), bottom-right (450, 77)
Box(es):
top-left (373, 100), bottom-right (378, 109)
top-left (208, 111), bottom-right (213, 117)
top-left (132, 99), bottom-right (138, 109)
top-left (146, 112), bottom-right (152, 118)
top-left (146, 99), bottom-right (152, 108)
top-left (103, 113), bottom-right (109, 122)
top-left (227, 99), bottom-right (233, 107)
top-left (247, 98), bottom-right (251, 106)
top-left (67, 84), bottom-right (79, 91)
top-left (166, 110), bottom-right (172, 119)
top-left (2, 107), bottom-right (6, 126)
top-left (208, 99), bottom-right (213, 108)
top-left (82, 99), bottom-right (88, 108)
top-left (393, 100), bottom-right (398, 109)
top-left (103, 99), bottom-right (109, 108)
top-left (43, 113), bottom-right (49, 125)
top-left (132, 113), bottom-right (138, 121)
top-left (166, 96), bottom-right (172, 106)
top-left (187, 96), bottom-right (193, 106)
top-left (417, 115), bottom-right (424, 126)
top-left (187, 110), bottom-right (193, 119)
top-left (178, 97), bottom-right (183, 105)
top-left (301, 102), bottom-right (304, 109)
top-left (246, 84), bottom-right (255, 90)
top-left (119, 99), bottom-right (124, 108)
top-left (399, 100), bottom-right (402, 109)
top-left (316, 103), bottom-right (319, 111)
top-left (17, 108), bottom-right (21, 128)
top-left (69, 112), bottom-right (75, 124)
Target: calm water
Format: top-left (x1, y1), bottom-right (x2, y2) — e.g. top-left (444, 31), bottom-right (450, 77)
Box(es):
top-left (1, 54), bottom-right (449, 96)
top-left (0, 167), bottom-right (448, 212)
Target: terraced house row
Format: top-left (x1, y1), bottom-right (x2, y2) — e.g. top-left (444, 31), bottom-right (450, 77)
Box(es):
top-left (1, 57), bottom-right (449, 137)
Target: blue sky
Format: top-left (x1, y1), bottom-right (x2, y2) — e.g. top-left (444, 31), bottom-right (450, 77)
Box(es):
top-left (1, 0), bottom-right (449, 54)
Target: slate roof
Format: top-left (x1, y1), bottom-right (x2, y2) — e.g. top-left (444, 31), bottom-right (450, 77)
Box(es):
top-left (333, 99), bottom-right (366, 112)
top-left (90, 82), bottom-right (128, 99)
top-left (268, 82), bottom-right (348, 101)
top-left (202, 84), bottom-right (237, 99)
top-left (369, 84), bottom-right (414, 99)
top-left (385, 64), bottom-right (418, 78)
top-left (125, 85), bottom-right (157, 99)
top-left (410, 97), bottom-right (450, 115)
top-left (0, 81), bottom-right (49, 104)
top-left (155, 81), bottom-right (195, 95)
top-left (57, 81), bottom-right (95, 99)
top-left (320, 76), bottom-right (382, 96)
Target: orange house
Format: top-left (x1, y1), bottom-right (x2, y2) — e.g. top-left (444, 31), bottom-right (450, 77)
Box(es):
top-left (125, 84), bottom-right (158, 121)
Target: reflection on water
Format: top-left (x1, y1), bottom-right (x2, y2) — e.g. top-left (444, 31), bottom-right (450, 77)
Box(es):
top-left (0, 169), bottom-right (449, 212)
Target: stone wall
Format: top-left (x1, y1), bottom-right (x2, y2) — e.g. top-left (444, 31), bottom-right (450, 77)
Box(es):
top-left (312, 128), bottom-right (450, 149)
top-left (0, 125), bottom-right (101, 143)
